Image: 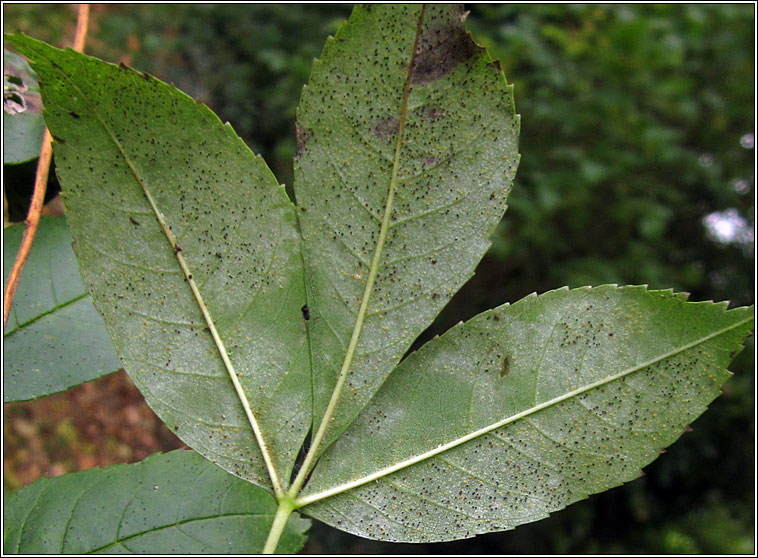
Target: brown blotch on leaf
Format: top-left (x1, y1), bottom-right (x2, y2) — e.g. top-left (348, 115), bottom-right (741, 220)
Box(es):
top-left (500, 355), bottom-right (511, 378)
top-left (412, 8), bottom-right (480, 85)
top-left (374, 115), bottom-right (400, 142)
top-left (421, 106), bottom-right (447, 123)
top-left (295, 122), bottom-right (312, 160)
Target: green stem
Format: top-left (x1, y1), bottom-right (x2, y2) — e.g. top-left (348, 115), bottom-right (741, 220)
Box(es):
top-left (262, 498), bottom-right (296, 554)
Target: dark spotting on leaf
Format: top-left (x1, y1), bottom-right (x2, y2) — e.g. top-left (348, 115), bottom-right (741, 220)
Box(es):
top-left (500, 355), bottom-right (511, 378)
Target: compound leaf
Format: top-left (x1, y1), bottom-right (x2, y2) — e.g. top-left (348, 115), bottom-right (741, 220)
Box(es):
top-left (5, 33), bottom-right (311, 494)
top-left (6, 6), bottom-right (754, 551)
top-left (3, 216), bottom-right (121, 402)
top-left (295, 4), bottom-right (520, 453)
top-left (299, 286), bottom-right (754, 542)
top-left (2, 450), bottom-right (310, 554)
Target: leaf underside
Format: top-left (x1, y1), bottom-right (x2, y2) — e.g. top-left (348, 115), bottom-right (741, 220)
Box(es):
top-left (2, 450), bottom-right (310, 554)
top-left (3, 216), bottom-right (121, 402)
top-left (300, 285), bottom-right (753, 542)
top-left (5, 32), bottom-right (311, 492)
top-left (5, 3), bottom-right (754, 548)
top-left (295, 3), bottom-right (520, 455)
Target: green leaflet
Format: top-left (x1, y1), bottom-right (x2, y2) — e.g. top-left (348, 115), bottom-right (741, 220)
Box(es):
top-left (2, 450), bottom-right (310, 554)
top-left (298, 286), bottom-right (754, 542)
top-left (4, 216), bottom-right (121, 402)
top-left (5, 34), bottom-right (311, 494)
top-left (295, 4), bottom-right (520, 454)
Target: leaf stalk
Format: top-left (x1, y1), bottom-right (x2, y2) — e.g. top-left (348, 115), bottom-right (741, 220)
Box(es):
top-left (262, 497), bottom-right (296, 554)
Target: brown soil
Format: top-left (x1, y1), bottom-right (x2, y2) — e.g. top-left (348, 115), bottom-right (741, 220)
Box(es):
top-left (3, 370), bottom-right (185, 490)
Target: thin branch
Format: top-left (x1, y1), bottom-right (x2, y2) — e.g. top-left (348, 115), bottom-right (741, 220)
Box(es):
top-left (73, 4), bottom-right (90, 52)
top-left (3, 4), bottom-right (90, 331)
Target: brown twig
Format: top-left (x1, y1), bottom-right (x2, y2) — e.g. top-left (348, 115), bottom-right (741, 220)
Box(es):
top-left (3, 4), bottom-right (91, 331)
top-left (73, 3), bottom-right (90, 52)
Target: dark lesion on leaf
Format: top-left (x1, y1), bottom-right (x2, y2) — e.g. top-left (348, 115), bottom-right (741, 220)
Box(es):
top-left (500, 355), bottom-right (511, 378)
top-left (421, 106), bottom-right (447, 123)
top-left (411, 7), bottom-right (480, 85)
top-left (295, 122), bottom-right (312, 160)
top-left (374, 115), bottom-right (400, 142)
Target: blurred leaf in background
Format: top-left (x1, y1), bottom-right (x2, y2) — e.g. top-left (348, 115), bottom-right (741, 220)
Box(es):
top-left (468, 4), bottom-right (754, 305)
top-left (4, 48), bottom-right (46, 165)
top-left (4, 217), bottom-right (121, 403)
top-left (3, 4), bottom-right (754, 554)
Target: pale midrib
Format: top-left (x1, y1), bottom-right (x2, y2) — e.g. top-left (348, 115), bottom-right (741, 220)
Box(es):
top-left (294, 315), bottom-right (752, 507)
top-left (288, 5), bottom-right (428, 497)
top-left (58, 71), bottom-right (284, 497)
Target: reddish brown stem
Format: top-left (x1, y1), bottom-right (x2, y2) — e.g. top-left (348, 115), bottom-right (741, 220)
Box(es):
top-left (3, 4), bottom-right (91, 330)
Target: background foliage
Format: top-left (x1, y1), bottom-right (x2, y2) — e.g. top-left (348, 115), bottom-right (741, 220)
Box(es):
top-left (4, 4), bottom-right (754, 554)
